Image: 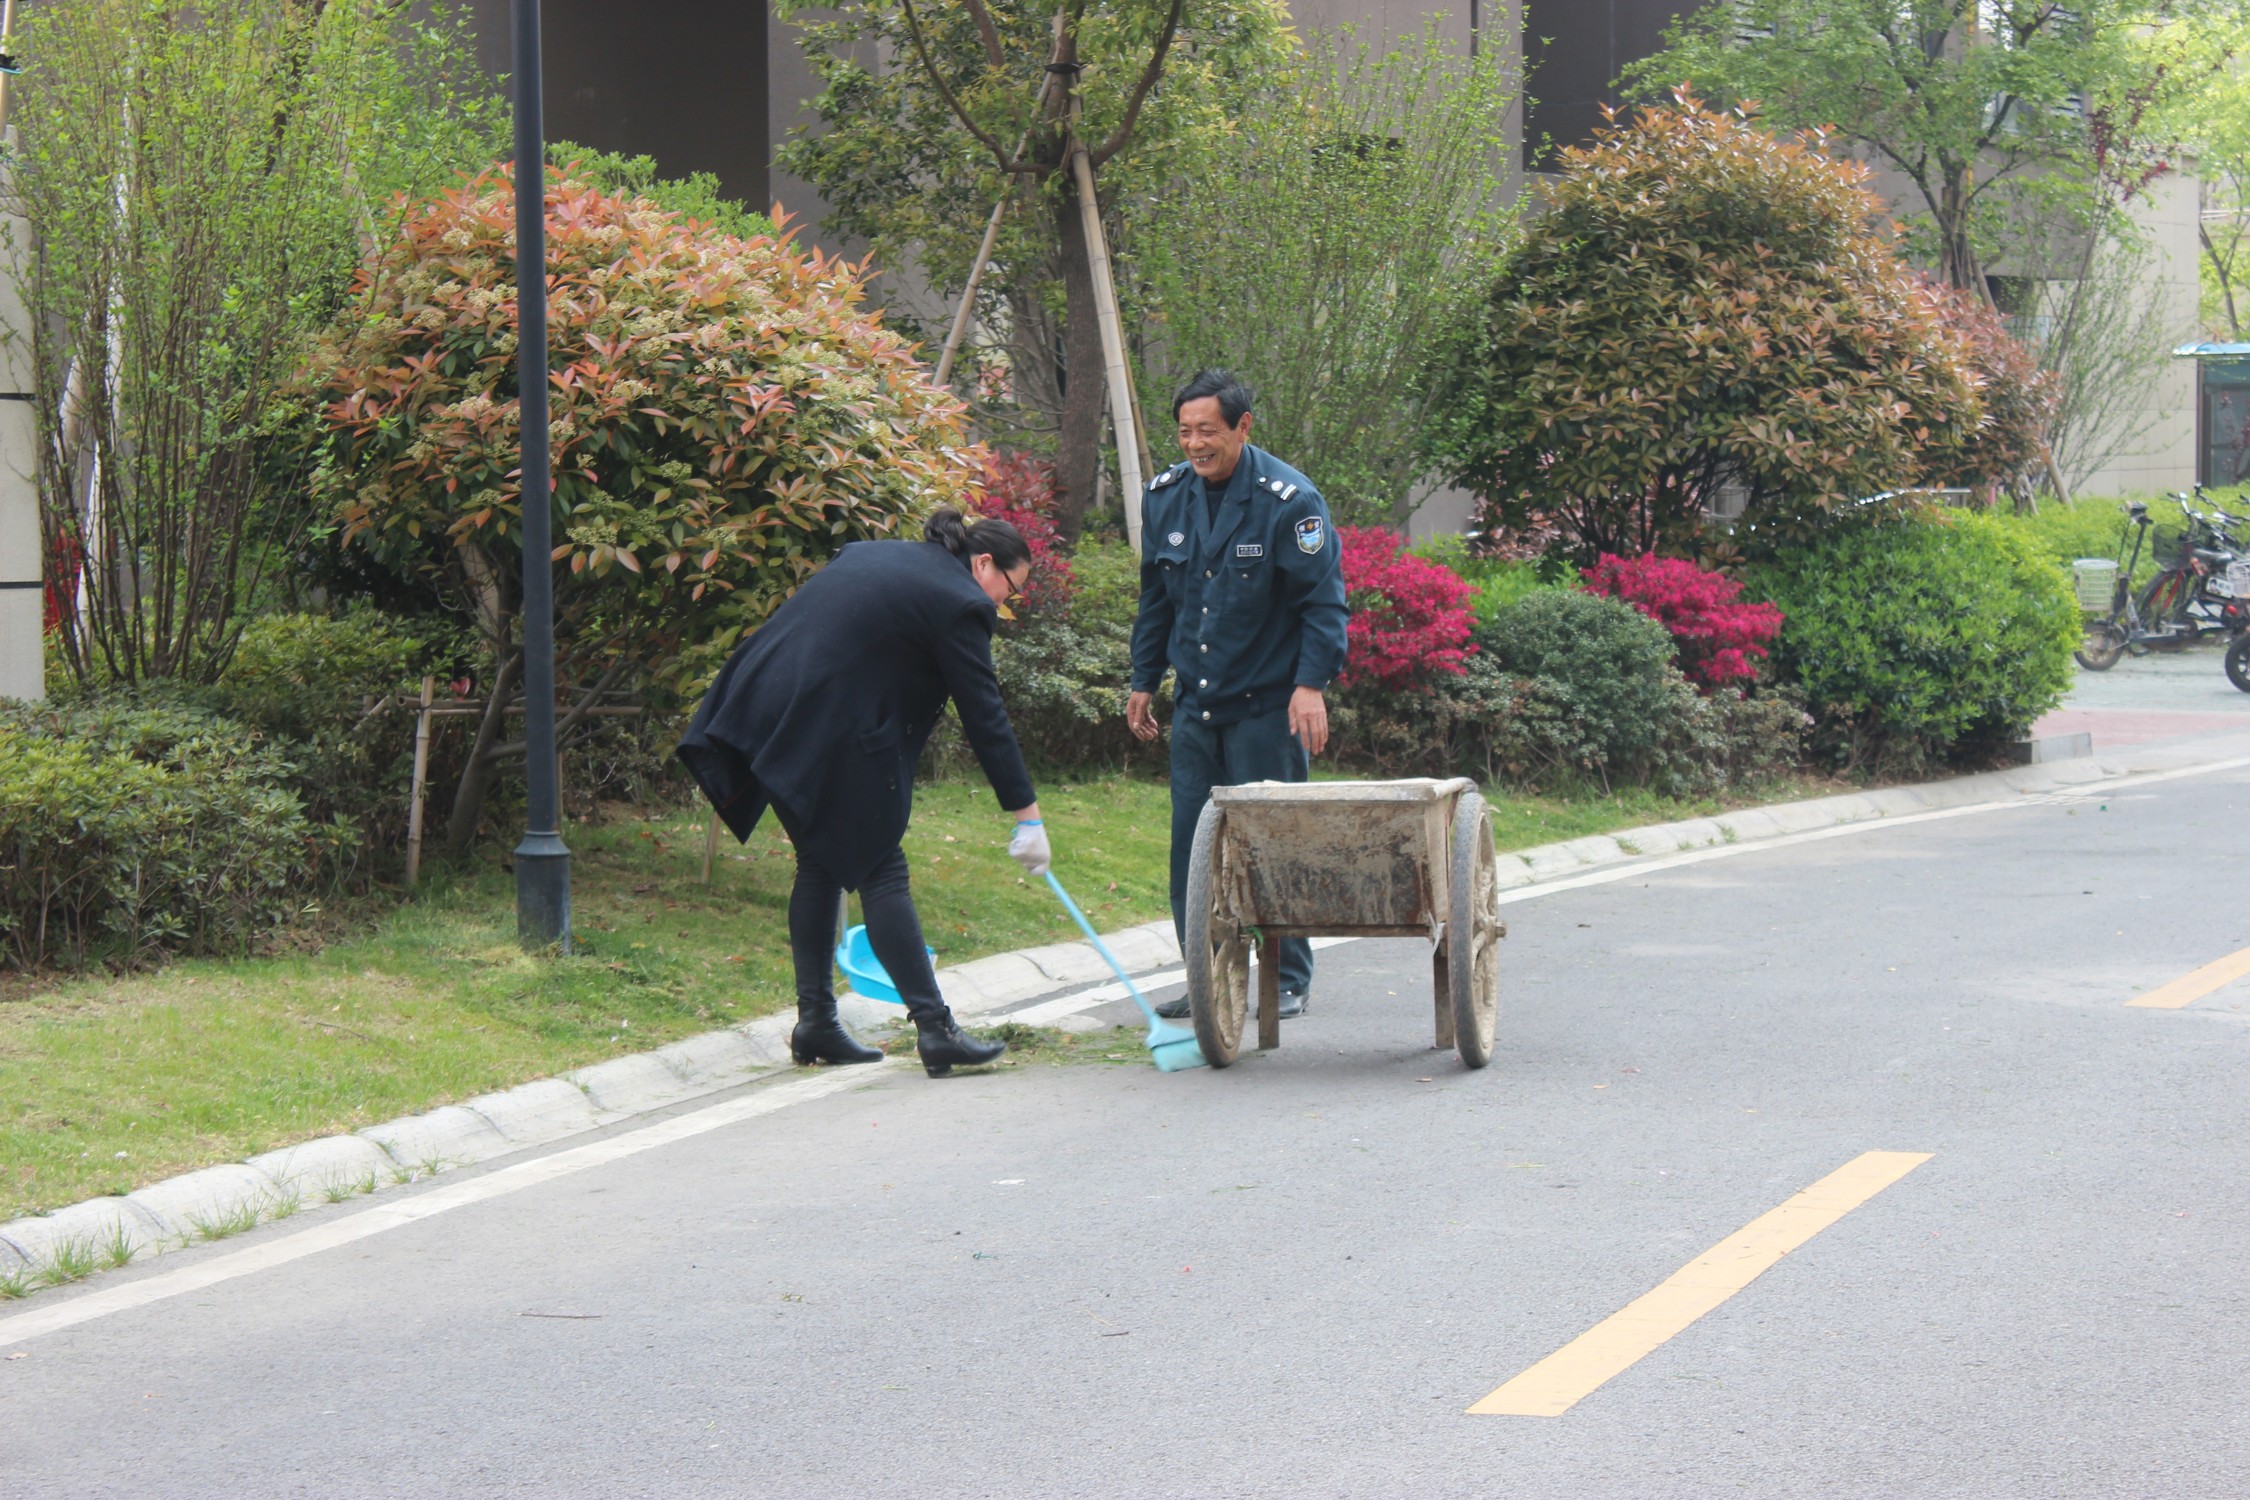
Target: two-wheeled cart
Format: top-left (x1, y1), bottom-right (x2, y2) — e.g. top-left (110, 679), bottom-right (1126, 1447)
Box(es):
top-left (1183, 777), bottom-right (1505, 1068)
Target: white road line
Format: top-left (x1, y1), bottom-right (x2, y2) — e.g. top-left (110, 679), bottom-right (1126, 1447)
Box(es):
top-left (0, 1063), bottom-right (893, 1350)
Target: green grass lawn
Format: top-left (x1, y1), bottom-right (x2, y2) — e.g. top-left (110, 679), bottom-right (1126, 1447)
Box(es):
top-left (0, 772), bottom-right (1833, 1223)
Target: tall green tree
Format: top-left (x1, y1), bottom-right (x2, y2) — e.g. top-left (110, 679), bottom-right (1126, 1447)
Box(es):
top-left (17, 0), bottom-right (502, 686)
top-left (1628, 0), bottom-right (2193, 301)
top-left (2157, 13), bottom-right (2250, 335)
top-left (778, 0), bottom-right (1292, 538)
top-left (1131, 26), bottom-right (1521, 525)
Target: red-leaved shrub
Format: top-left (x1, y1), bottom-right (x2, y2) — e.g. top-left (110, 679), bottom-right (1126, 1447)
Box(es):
top-left (1337, 526), bottom-right (1475, 691)
top-left (1580, 552), bottom-right (1782, 689)
top-left (972, 452), bottom-right (1074, 620)
top-left (1920, 282), bottom-right (2061, 502)
top-left (306, 164), bottom-right (979, 696)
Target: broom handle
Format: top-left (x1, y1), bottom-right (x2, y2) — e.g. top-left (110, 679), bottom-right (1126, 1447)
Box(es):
top-left (1043, 872), bottom-right (1160, 1026)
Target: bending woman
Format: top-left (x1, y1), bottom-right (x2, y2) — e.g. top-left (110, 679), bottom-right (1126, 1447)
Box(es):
top-left (677, 507), bottom-right (1050, 1078)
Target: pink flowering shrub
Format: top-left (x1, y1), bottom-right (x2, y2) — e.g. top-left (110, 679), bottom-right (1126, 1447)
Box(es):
top-left (1337, 526), bottom-right (1476, 691)
top-left (971, 453), bottom-right (1074, 620)
top-left (1580, 552), bottom-right (1782, 690)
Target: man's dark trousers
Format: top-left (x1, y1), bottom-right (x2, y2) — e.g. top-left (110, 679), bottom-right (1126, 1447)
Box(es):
top-left (1169, 705), bottom-right (1312, 993)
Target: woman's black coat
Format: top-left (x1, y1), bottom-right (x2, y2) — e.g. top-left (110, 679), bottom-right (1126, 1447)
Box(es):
top-left (676, 540), bottom-right (1037, 889)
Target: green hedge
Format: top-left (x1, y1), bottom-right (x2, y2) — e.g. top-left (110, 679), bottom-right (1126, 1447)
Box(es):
top-left (210, 610), bottom-right (427, 872)
top-left (1990, 494), bottom-right (2187, 572)
top-left (1333, 592), bottom-right (1809, 793)
top-left (1749, 511), bottom-right (2078, 772)
top-left (0, 702), bottom-right (314, 970)
top-left (1409, 534), bottom-right (1563, 621)
top-left (0, 609), bottom-right (436, 972)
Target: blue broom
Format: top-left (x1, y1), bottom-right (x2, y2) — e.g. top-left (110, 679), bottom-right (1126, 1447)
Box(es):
top-left (1043, 871), bottom-right (1207, 1072)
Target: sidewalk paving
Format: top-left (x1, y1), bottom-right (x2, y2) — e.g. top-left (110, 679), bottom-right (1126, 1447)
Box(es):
top-left (11, 717), bottom-right (2250, 1293)
top-left (2034, 640), bottom-right (2250, 749)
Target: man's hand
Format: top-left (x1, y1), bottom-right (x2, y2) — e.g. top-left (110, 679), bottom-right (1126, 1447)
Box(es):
top-left (1126, 690), bottom-right (1162, 743)
top-left (1289, 686), bottom-right (1329, 756)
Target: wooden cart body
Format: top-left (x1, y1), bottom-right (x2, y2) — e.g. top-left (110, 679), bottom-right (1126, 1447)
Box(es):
top-left (1185, 777), bottom-right (1504, 1068)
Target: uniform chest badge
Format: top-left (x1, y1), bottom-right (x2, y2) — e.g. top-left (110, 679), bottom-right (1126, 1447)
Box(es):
top-left (1167, 531), bottom-right (1185, 547)
top-left (1294, 517), bottom-right (1326, 554)
top-left (1235, 543), bottom-right (1265, 559)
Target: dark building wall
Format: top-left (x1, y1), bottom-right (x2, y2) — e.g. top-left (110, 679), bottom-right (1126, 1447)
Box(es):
top-left (469, 1), bottom-right (769, 208)
top-left (1522, 0), bottom-right (1703, 165)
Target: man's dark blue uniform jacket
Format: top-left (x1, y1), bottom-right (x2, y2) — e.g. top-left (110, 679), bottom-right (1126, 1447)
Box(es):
top-left (1129, 444), bottom-right (1350, 726)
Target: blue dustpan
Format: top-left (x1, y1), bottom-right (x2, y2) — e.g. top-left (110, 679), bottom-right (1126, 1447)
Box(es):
top-left (833, 925), bottom-right (934, 1005)
top-left (1043, 872), bottom-right (1207, 1072)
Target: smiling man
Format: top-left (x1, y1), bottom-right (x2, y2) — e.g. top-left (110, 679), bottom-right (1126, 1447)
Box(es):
top-left (1127, 370), bottom-right (1350, 1020)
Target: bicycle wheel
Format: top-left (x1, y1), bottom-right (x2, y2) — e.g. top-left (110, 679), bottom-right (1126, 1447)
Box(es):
top-left (2076, 617), bottom-right (2128, 671)
top-left (2077, 580), bottom-right (2130, 671)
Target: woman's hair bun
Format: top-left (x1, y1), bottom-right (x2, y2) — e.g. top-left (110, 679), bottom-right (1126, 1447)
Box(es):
top-left (925, 502), bottom-right (1032, 573)
top-left (924, 504), bottom-right (973, 555)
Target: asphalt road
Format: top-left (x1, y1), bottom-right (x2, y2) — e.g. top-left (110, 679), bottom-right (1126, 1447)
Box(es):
top-left (5, 764), bottom-right (2249, 1498)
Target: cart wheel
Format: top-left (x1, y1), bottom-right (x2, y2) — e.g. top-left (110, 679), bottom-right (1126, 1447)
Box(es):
top-left (1183, 801), bottom-right (1248, 1067)
top-left (1448, 791), bottom-right (1501, 1068)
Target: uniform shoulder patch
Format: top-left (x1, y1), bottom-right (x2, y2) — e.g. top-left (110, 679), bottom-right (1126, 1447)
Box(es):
top-left (1294, 516), bottom-right (1326, 555)
top-left (1150, 464), bottom-right (1187, 490)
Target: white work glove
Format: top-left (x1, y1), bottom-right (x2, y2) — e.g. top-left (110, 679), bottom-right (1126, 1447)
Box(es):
top-left (1008, 818), bottom-right (1052, 876)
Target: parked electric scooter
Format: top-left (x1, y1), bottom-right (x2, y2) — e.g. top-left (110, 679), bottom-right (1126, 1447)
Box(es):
top-left (2078, 502), bottom-right (2196, 669)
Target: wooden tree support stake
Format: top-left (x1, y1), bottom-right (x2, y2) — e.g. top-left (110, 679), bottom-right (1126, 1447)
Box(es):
top-left (405, 676), bottom-right (435, 890)
top-left (402, 692), bottom-right (641, 884)
top-left (1072, 136), bottom-right (1146, 546)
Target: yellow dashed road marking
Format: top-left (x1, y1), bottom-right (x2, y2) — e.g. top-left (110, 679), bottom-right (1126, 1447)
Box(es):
top-left (1468, 1150), bottom-right (1933, 1417)
top-left (2126, 946), bottom-right (2250, 1009)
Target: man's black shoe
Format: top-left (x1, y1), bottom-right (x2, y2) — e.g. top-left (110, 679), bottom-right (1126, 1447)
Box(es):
top-left (1153, 994), bottom-right (1191, 1020)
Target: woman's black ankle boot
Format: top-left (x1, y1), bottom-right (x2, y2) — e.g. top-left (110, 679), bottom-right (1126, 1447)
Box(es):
top-left (914, 1009), bottom-right (1005, 1078)
top-left (791, 998), bottom-right (884, 1066)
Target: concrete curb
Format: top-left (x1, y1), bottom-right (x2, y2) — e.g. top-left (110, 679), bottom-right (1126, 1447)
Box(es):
top-left (9, 732), bottom-right (2248, 1294)
top-left (0, 915), bottom-right (1180, 1293)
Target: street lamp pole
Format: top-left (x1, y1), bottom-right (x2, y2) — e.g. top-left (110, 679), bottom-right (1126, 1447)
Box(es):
top-left (511, 0), bottom-right (570, 949)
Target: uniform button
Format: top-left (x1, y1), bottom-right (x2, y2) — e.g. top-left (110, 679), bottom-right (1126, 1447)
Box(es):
top-left (1204, 569), bottom-right (1213, 578)
top-left (1201, 606), bottom-right (1208, 614)
top-left (1198, 678), bottom-right (1208, 688)
top-left (1199, 644), bottom-right (1208, 653)
top-left (1201, 711), bottom-right (1211, 721)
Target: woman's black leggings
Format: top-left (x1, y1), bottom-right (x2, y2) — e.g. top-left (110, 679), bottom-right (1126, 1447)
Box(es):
top-left (785, 839), bottom-right (946, 1025)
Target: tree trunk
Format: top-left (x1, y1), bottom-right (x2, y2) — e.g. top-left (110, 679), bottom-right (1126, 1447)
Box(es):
top-left (444, 645), bottom-right (523, 860)
top-left (1051, 181), bottom-right (1107, 543)
top-left (1938, 166), bottom-right (1988, 301)
top-left (2200, 223), bottom-right (2242, 340)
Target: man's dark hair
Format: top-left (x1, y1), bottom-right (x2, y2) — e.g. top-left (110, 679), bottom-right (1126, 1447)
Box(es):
top-left (1171, 369), bottom-right (1255, 427)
